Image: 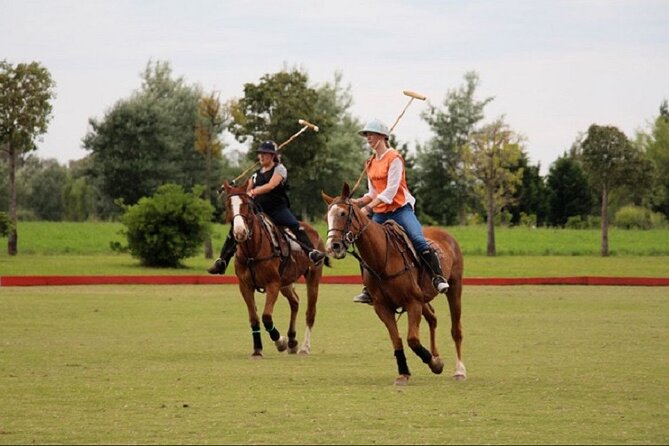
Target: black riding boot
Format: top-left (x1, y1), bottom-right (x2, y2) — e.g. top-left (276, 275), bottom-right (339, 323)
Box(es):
top-left (293, 227), bottom-right (326, 266)
top-left (207, 231), bottom-right (237, 275)
top-left (419, 247), bottom-right (449, 294)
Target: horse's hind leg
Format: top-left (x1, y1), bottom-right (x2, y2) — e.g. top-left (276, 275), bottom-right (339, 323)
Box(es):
top-left (422, 302), bottom-right (441, 358)
top-left (280, 284), bottom-right (300, 354)
top-left (446, 279), bottom-right (466, 380)
top-left (406, 300), bottom-right (443, 375)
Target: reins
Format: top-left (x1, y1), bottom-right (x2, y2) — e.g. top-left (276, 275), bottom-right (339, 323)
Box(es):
top-left (328, 200), bottom-right (416, 313)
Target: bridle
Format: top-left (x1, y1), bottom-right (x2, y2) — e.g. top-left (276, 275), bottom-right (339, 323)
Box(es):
top-left (227, 192), bottom-right (261, 241)
top-left (326, 199), bottom-right (371, 252)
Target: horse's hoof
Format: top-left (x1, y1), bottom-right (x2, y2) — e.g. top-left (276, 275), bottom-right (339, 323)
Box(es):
top-left (429, 357), bottom-right (444, 375)
top-left (275, 336), bottom-right (288, 352)
top-left (288, 345), bottom-right (298, 354)
top-left (250, 351), bottom-right (263, 359)
top-left (297, 347), bottom-right (310, 356)
top-left (394, 375), bottom-right (410, 386)
top-left (453, 373), bottom-right (467, 381)
top-left (288, 339), bottom-right (299, 354)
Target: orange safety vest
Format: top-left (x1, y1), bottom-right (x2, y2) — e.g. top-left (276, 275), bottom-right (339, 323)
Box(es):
top-left (367, 149), bottom-right (410, 214)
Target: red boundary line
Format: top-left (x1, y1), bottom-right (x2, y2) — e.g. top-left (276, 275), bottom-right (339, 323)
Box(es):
top-left (1, 275), bottom-right (668, 287)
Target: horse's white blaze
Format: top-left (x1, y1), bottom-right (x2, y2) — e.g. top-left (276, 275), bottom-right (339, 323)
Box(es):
top-left (325, 206), bottom-right (338, 251)
top-left (230, 195), bottom-right (248, 240)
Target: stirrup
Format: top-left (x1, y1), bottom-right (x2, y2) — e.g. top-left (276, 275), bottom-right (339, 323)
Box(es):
top-left (352, 289), bottom-right (373, 304)
top-left (433, 276), bottom-right (449, 294)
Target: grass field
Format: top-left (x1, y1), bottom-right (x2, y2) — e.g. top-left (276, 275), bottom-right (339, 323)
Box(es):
top-left (1, 222), bottom-right (669, 278)
top-left (1, 284), bottom-right (667, 444)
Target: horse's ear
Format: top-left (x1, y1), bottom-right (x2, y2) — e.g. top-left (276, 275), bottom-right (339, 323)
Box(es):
top-left (321, 190), bottom-right (334, 205)
top-left (222, 180), bottom-right (231, 194)
top-left (342, 182), bottom-right (351, 199)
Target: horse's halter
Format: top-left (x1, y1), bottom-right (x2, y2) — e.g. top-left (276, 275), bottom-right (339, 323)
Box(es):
top-left (326, 199), bottom-right (370, 253)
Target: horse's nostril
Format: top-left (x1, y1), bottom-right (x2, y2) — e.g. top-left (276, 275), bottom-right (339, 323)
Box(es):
top-left (332, 242), bottom-right (341, 252)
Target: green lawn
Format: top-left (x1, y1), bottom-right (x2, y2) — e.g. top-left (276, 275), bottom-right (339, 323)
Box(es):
top-left (1, 222), bottom-right (668, 277)
top-left (1, 284), bottom-right (667, 444)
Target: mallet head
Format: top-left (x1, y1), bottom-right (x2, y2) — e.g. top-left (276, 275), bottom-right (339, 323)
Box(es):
top-left (298, 119), bottom-right (319, 132)
top-left (403, 90), bottom-right (427, 101)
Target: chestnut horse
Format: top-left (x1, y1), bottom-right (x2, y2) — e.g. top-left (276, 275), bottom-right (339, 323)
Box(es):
top-left (223, 180), bottom-right (326, 358)
top-left (322, 183), bottom-right (466, 385)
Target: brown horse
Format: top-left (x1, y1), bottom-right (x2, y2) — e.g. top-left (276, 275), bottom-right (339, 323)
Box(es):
top-left (322, 183), bottom-right (466, 385)
top-left (223, 180), bottom-right (326, 358)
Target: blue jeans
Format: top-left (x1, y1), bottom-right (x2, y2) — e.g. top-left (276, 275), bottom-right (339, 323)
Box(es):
top-left (372, 204), bottom-right (429, 252)
top-left (266, 206), bottom-right (300, 231)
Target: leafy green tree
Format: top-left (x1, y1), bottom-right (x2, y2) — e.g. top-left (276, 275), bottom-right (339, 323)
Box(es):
top-left (24, 158), bottom-right (67, 220)
top-left (195, 91), bottom-right (231, 257)
top-left (507, 153), bottom-right (548, 226)
top-left (229, 69), bottom-right (363, 220)
top-left (545, 155), bottom-right (593, 227)
top-left (310, 73), bottom-right (366, 215)
top-left (640, 100), bottom-right (669, 218)
top-left (416, 71), bottom-right (493, 225)
top-left (119, 183), bottom-right (214, 267)
top-left (62, 157), bottom-right (99, 221)
top-left (581, 124), bottom-right (651, 256)
top-left (83, 60), bottom-right (222, 218)
top-left (464, 118), bottom-right (524, 256)
top-left (0, 60), bottom-right (56, 254)
top-left (0, 211), bottom-right (11, 237)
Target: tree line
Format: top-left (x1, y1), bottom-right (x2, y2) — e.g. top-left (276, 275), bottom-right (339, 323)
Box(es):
top-left (2, 60), bottom-right (669, 256)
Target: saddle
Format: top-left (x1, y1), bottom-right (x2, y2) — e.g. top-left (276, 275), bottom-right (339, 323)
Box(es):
top-left (258, 214), bottom-right (293, 259)
top-left (382, 220), bottom-right (418, 266)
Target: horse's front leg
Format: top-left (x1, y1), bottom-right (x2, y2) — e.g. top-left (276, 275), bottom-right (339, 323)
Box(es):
top-left (239, 281), bottom-right (263, 359)
top-left (407, 300), bottom-right (444, 375)
top-left (262, 282), bottom-right (288, 352)
top-left (280, 284), bottom-right (300, 354)
top-left (374, 303), bottom-right (411, 386)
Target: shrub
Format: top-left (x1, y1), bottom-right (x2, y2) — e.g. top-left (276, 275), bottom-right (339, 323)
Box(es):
top-left (615, 205), bottom-right (666, 229)
top-left (565, 215), bottom-right (587, 229)
top-left (119, 184), bottom-right (214, 267)
top-left (0, 212), bottom-right (12, 237)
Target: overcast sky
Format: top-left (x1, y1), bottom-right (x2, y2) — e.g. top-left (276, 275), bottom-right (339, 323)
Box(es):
top-left (3, 0), bottom-right (668, 174)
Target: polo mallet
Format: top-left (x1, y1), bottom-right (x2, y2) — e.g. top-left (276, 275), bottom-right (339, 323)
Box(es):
top-left (228, 119), bottom-right (319, 187)
top-left (351, 90), bottom-right (427, 193)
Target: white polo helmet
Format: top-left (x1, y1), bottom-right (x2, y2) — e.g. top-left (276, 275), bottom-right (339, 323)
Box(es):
top-left (358, 119), bottom-right (390, 139)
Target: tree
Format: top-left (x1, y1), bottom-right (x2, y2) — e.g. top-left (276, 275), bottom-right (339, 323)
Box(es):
top-left (83, 60), bottom-right (223, 217)
top-left (581, 124), bottom-right (650, 256)
top-left (545, 155), bottom-right (593, 227)
top-left (23, 158), bottom-right (68, 220)
top-left (464, 118), bottom-right (524, 256)
top-left (195, 91), bottom-right (231, 258)
top-left (0, 60), bottom-right (56, 254)
top-left (640, 100), bottom-right (669, 218)
top-left (229, 68), bottom-right (364, 220)
top-left (507, 153), bottom-right (548, 227)
top-left (416, 71), bottom-right (493, 225)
